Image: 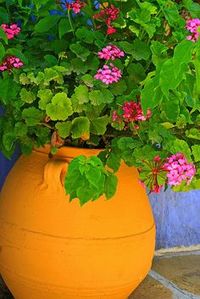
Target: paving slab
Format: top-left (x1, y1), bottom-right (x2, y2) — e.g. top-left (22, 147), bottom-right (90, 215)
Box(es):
top-left (0, 278), bottom-right (13, 299)
top-left (129, 275), bottom-right (173, 299)
top-left (153, 254), bottom-right (200, 295)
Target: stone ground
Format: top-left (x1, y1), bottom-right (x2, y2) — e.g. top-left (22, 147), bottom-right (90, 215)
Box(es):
top-left (1, 250), bottom-right (200, 299)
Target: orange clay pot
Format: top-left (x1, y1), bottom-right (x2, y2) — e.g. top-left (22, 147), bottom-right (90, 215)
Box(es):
top-left (0, 146), bottom-right (155, 299)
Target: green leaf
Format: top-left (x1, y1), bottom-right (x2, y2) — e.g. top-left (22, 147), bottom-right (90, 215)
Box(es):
top-left (0, 27), bottom-right (8, 44)
top-left (44, 55), bottom-right (58, 67)
top-left (118, 41), bottom-right (134, 54)
top-left (20, 88), bottom-right (36, 104)
top-left (2, 132), bottom-right (16, 152)
top-left (81, 74), bottom-right (94, 88)
top-left (22, 107), bottom-right (44, 126)
top-left (74, 85), bottom-right (89, 104)
top-left (70, 43), bottom-right (90, 62)
top-left (89, 90), bottom-right (104, 106)
top-left (132, 40), bottom-right (151, 61)
top-left (110, 80), bottom-right (127, 96)
top-left (65, 155), bottom-right (105, 204)
top-left (0, 42), bottom-right (5, 61)
top-left (71, 58), bottom-right (88, 74)
top-left (127, 63), bottom-right (146, 87)
top-left (38, 89), bottom-right (53, 110)
top-left (20, 140), bottom-right (33, 156)
top-left (19, 73), bottom-right (31, 85)
top-left (101, 89), bottom-right (114, 103)
top-left (161, 95), bottom-right (180, 122)
top-left (89, 89), bottom-right (114, 106)
top-left (71, 117), bottom-right (90, 139)
top-left (35, 15), bottom-right (61, 33)
top-left (0, 8), bottom-right (9, 24)
top-left (105, 173), bottom-right (118, 199)
top-left (173, 40), bottom-right (194, 66)
top-left (58, 18), bottom-right (73, 39)
top-left (192, 145), bottom-right (200, 162)
top-left (141, 76), bottom-right (161, 113)
top-left (91, 116), bottom-right (109, 135)
top-left (46, 92), bottom-right (73, 121)
top-left (160, 59), bottom-right (186, 97)
top-left (0, 78), bottom-right (20, 104)
top-left (186, 128), bottom-right (200, 140)
top-left (14, 122), bottom-right (28, 137)
top-left (107, 153), bottom-right (121, 172)
top-left (85, 167), bottom-right (102, 189)
top-left (44, 68), bottom-right (63, 84)
top-left (166, 139), bottom-right (192, 161)
top-left (55, 121), bottom-right (71, 138)
top-left (75, 27), bottom-right (94, 44)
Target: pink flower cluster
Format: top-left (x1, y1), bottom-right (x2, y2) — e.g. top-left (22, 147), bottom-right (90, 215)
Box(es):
top-left (0, 56), bottom-right (23, 72)
top-left (164, 153), bottom-right (196, 186)
top-left (70, 0), bottom-right (85, 14)
top-left (1, 23), bottom-right (21, 40)
top-left (186, 18), bottom-right (200, 42)
top-left (94, 4), bottom-right (119, 35)
top-left (98, 45), bottom-right (125, 61)
top-left (94, 63), bottom-right (122, 85)
top-left (122, 101), bottom-right (151, 122)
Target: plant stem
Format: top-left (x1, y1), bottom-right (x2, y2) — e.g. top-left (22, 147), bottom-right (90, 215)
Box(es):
top-left (87, 0), bottom-right (92, 8)
top-left (68, 10), bottom-right (75, 36)
top-left (194, 57), bottom-right (200, 97)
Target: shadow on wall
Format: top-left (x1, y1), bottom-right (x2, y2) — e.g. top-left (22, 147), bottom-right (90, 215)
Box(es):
top-left (150, 189), bottom-right (200, 249)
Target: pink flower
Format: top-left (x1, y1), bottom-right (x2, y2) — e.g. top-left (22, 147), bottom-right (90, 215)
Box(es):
top-left (186, 18), bottom-right (200, 42)
top-left (93, 5), bottom-right (119, 35)
top-left (98, 45), bottom-right (125, 61)
top-left (112, 110), bottom-right (119, 122)
top-left (94, 63), bottom-right (122, 85)
top-left (152, 184), bottom-right (163, 193)
top-left (64, 0), bottom-right (85, 14)
top-left (107, 26), bottom-right (116, 35)
top-left (1, 23), bottom-right (21, 40)
top-left (0, 56), bottom-right (23, 72)
top-left (164, 153), bottom-right (196, 186)
top-left (71, 1), bottom-right (85, 14)
top-left (122, 101), bottom-right (151, 122)
top-left (154, 156), bottom-right (161, 162)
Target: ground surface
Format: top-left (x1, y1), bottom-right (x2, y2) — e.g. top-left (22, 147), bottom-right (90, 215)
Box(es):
top-left (1, 250), bottom-right (200, 299)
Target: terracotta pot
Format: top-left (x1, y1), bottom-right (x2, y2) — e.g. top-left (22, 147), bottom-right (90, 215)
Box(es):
top-left (0, 146), bottom-right (155, 299)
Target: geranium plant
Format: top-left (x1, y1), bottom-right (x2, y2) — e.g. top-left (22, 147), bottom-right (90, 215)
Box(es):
top-left (0, 0), bottom-right (200, 204)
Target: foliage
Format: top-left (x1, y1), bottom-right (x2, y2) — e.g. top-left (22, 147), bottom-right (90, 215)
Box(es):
top-left (0, 0), bottom-right (200, 204)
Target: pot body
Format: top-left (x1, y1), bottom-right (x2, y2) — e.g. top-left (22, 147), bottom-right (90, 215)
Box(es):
top-left (0, 146), bottom-right (155, 299)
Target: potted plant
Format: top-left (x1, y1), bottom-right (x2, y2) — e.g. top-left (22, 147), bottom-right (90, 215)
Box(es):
top-left (0, 0), bottom-right (200, 298)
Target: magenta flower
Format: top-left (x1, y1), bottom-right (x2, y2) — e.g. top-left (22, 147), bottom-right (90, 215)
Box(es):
top-left (186, 18), bottom-right (200, 42)
top-left (94, 63), bottom-right (122, 85)
top-left (0, 56), bottom-right (23, 72)
top-left (164, 153), bottom-right (196, 186)
top-left (122, 101), bottom-right (151, 122)
top-left (98, 45), bottom-right (125, 61)
top-left (1, 23), bottom-right (21, 40)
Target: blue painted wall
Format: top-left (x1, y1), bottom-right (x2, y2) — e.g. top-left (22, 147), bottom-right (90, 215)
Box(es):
top-left (0, 151), bottom-right (200, 249)
top-left (0, 151), bottom-right (20, 191)
top-left (150, 189), bottom-right (200, 249)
